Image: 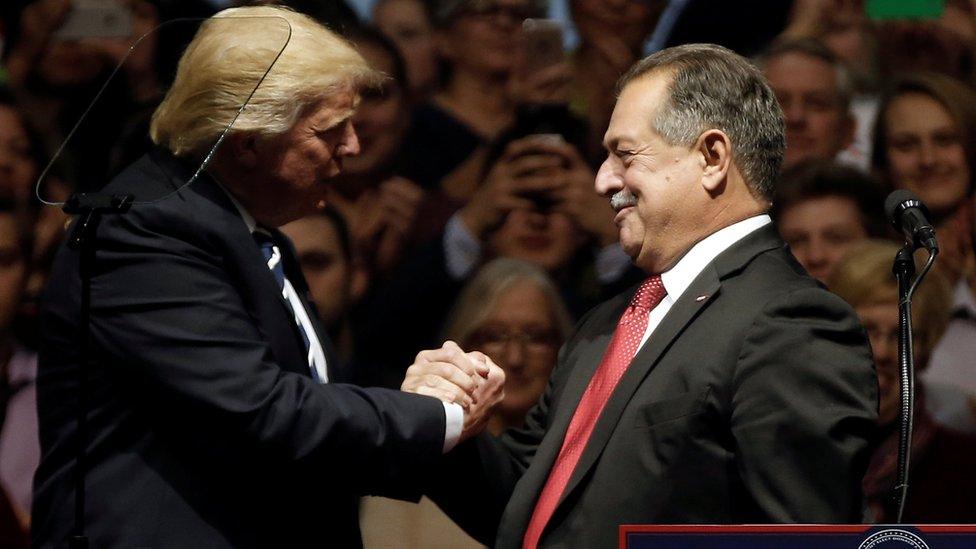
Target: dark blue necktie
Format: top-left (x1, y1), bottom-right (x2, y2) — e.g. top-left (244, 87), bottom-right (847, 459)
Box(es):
top-left (253, 231), bottom-right (318, 380)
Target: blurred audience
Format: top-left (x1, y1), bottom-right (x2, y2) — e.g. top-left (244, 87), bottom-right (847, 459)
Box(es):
top-left (398, 0), bottom-right (572, 203)
top-left (773, 160), bottom-right (887, 283)
top-left (356, 134), bottom-right (634, 388)
top-left (758, 39), bottom-right (855, 171)
top-left (0, 92), bottom-right (41, 204)
top-left (372, 0), bottom-right (439, 101)
top-left (336, 27), bottom-right (426, 280)
top-left (830, 240), bottom-right (976, 523)
top-left (0, 91), bottom-right (68, 354)
top-left (3, 0), bottom-right (163, 189)
top-left (567, 0), bottom-right (664, 159)
top-left (280, 208), bottom-right (367, 376)
top-left (871, 72), bottom-right (976, 396)
top-left (360, 258), bottom-right (571, 548)
top-left (0, 194), bottom-right (36, 539)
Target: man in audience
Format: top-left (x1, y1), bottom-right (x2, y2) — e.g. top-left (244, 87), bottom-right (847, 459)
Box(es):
top-left (280, 208), bottom-right (367, 377)
top-left (773, 160), bottom-right (887, 284)
top-left (758, 38), bottom-right (856, 171)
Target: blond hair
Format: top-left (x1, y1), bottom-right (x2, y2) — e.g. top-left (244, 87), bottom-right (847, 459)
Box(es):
top-left (150, 5), bottom-right (381, 158)
top-left (828, 239), bottom-right (953, 367)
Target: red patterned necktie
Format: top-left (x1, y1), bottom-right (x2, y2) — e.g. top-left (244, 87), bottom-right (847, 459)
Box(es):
top-left (523, 276), bottom-right (667, 549)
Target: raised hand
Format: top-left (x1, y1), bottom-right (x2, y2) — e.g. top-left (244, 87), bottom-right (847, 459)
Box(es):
top-left (459, 136), bottom-right (566, 238)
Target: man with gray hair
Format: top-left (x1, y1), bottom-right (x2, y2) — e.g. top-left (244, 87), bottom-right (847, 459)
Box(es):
top-left (405, 43), bottom-right (878, 548)
top-left (33, 6), bottom-right (504, 548)
top-left (758, 38), bottom-right (857, 170)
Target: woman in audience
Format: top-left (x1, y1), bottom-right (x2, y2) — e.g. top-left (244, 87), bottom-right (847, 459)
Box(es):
top-left (872, 72), bottom-right (976, 397)
top-left (372, 0), bottom-right (440, 102)
top-left (445, 257), bottom-right (573, 433)
top-left (829, 240), bottom-right (976, 523)
top-left (398, 0), bottom-right (572, 202)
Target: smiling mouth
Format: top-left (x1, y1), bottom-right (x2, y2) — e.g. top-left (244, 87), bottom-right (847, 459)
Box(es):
top-left (613, 206), bottom-right (634, 224)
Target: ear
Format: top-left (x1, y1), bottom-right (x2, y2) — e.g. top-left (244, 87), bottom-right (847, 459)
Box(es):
top-left (226, 132), bottom-right (261, 170)
top-left (697, 129), bottom-right (732, 194)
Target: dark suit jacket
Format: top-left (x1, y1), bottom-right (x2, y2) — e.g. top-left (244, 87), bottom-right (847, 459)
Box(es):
top-left (32, 149), bottom-right (446, 548)
top-left (430, 224), bottom-right (878, 548)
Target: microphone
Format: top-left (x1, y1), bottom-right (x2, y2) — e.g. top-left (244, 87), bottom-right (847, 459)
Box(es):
top-left (885, 190), bottom-right (939, 253)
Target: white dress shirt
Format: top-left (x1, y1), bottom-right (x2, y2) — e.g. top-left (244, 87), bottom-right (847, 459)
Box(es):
top-left (639, 215), bottom-right (772, 349)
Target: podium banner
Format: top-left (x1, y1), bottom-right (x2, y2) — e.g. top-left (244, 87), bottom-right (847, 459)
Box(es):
top-left (620, 524), bottom-right (976, 548)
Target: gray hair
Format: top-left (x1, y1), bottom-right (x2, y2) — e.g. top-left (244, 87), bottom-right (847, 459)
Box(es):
top-left (618, 43), bottom-right (786, 201)
top-left (443, 258), bottom-right (573, 346)
top-left (755, 37), bottom-right (854, 113)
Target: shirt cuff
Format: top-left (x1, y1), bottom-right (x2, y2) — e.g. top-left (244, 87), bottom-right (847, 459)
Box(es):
top-left (443, 213), bottom-right (483, 280)
top-left (595, 242), bottom-right (631, 284)
top-left (442, 401), bottom-right (465, 453)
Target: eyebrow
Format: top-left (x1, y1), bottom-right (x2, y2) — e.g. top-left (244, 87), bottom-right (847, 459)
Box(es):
top-left (604, 135), bottom-right (638, 153)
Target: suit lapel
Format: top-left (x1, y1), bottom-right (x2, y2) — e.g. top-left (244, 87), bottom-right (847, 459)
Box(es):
top-left (161, 158), bottom-right (313, 378)
top-left (272, 228), bottom-right (342, 380)
top-left (555, 267), bottom-right (721, 510)
top-left (543, 224), bottom-right (787, 527)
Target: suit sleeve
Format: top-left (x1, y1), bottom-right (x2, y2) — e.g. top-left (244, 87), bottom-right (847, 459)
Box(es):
top-left (731, 286), bottom-right (878, 522)
top-left (85, 213), bottom-right (445, 499)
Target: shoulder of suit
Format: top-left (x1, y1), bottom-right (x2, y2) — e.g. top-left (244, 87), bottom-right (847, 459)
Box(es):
top-left (96, 153), bottom-right (239, 249)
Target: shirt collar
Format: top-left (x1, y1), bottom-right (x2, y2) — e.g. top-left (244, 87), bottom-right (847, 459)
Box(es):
top-left (660, 214), bottom-right (771, 303)
top-left (214, 179), bottom-right (258, 234)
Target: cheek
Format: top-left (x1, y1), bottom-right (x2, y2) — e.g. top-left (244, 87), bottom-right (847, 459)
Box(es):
top-left (886, 150), bottom-right (917, 179)
top-left (946, 147), bottom-right (971, 185)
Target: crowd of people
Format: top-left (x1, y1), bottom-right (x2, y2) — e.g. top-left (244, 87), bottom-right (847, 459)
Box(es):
top-left (0, 0), bottom-right (974, 546)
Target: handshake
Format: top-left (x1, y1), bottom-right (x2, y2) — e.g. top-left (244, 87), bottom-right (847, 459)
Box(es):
top-left (401, 340), bottom-right (507, 444)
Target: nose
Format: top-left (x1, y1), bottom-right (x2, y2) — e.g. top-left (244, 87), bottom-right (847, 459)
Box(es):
top-left (502, 339), bottom-right (526, 372)
top-left (783, 98), bottom-right (806, 127)
top-left (338, 120), bottom-right (360, 157)
top-left (595, 158), bottom-right (622, 197)
top-left (917, 140), bottom-right (937, 168)
top-left (800, 238), bottom-right (829, 278)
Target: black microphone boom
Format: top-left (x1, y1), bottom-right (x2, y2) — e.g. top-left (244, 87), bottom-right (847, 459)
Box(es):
top-left (885, 190), bottom-right (939, 252)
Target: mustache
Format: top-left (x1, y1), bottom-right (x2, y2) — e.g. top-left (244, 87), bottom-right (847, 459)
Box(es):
top-left (610, 190), bottom-right (637, 211)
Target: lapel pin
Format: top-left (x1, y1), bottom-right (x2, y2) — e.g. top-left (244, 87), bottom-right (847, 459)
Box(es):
top-left (695, 294), bottom-right (709, 302)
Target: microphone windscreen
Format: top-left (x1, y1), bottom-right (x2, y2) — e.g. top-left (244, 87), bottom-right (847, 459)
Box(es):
top-left (885, 189), bottom-right (919, 224)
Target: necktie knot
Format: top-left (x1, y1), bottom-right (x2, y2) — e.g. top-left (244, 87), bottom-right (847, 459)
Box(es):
top-left (630, 275), bottom-right (666, 313)
top-left (253, 231), bottom-right (284, 289)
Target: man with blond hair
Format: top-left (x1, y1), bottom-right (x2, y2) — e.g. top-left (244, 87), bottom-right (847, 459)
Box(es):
top-left (32, 6), bottom-right (503, 547)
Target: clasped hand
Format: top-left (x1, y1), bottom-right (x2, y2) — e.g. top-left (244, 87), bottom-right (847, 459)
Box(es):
top-left (402, 341), bottom-right (506, 442)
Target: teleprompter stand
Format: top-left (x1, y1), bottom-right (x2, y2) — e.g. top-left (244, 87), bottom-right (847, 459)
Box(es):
top-left (62, 193), bottom-right (134, 549)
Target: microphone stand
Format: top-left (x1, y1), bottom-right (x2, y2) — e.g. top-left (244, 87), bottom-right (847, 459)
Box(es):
top-left (890, 243), bottom-right (937, 523)
top-left (61, 192), bottom-right (134, 549)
